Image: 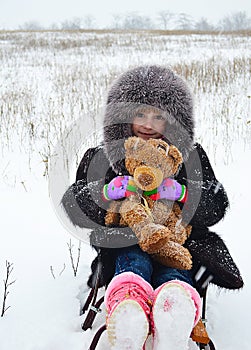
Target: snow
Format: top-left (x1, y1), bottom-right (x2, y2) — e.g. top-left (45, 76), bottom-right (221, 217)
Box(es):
top-left (0, 30), bottom-right (250, 349)
top-left (1, 143), bottom-right (249, 349)
top-left (106, 299), bottom-right (150, 350)
top-left (152, 283), bottom-right (196, 350)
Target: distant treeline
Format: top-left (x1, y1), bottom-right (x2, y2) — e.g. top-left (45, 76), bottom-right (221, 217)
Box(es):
top-left (8, 11), bottom-right (251, 31)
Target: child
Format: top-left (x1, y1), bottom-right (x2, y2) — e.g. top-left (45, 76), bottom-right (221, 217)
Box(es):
top-left (62, 65), bottom-right (243, 349)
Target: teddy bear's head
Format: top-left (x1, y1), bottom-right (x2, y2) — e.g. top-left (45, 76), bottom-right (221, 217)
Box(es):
top-left (124, 136), bottom-right (183, 191)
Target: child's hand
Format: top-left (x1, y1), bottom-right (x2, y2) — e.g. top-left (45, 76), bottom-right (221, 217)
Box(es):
top-left (102, 176), bottom-right (137, 200)
top-left (143, 178), bottom-right (187, 203)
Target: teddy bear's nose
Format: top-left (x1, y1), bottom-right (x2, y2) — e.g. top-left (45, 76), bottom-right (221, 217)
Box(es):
top-left (134, 166), bottom-right (163, 191)
top-left (138, 173), bottom-right (154, 187)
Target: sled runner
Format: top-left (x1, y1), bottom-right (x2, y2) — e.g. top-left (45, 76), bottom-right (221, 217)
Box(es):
top-left (81, 253), bottom-right (216, 350)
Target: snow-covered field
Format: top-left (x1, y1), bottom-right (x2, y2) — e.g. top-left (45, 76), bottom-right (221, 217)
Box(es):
top-left (0, 30), bottom-right (250, 349)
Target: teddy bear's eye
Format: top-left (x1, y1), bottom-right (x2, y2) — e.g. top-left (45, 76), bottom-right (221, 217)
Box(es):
top-left (157, 144), bottom-right (166, 152)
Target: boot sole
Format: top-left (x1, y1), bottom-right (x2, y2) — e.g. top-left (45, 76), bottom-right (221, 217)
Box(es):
top-left (152, 283), bottom-right (196, 350)
top-left (107, 299), bottom-right (149, 350)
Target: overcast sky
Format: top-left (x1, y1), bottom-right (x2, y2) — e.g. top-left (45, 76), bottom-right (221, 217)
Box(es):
top-left (1, 0), bottom-right (251, 28)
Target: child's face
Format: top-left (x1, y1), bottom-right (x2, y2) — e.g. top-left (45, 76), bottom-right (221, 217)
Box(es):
top-left (132, 107), bottom-right (166, 140)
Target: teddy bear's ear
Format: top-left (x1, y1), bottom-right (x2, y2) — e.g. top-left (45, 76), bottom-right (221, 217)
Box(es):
top-left (124, 136), bottom-right (146, 152)
top-left (168, 145), bottom-right (183, 173)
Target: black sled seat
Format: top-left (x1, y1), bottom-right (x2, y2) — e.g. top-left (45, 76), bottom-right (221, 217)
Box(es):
top-left (80, 256), bottom-right (216, 350)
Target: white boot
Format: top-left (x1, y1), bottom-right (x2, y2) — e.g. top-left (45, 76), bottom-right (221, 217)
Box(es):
top-left (105, 272), bottom-right (154, 350)
top-left (152, 281), bottom-right (201, 350)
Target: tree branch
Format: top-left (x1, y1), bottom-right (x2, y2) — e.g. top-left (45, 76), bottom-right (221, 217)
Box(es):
top-left (1, 261), bottom-right (16, 317)
top-left (67, 239), bottom-right (81, 277)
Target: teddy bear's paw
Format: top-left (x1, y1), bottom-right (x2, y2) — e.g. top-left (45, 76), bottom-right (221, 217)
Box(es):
top-left (105, 211), bottom-right (121, 226)
top-left (167, 224), bottom-right (188, 245)
top-left (105, 201), bottom-right (122, 226)
top-left (185, 224), bottom-right (192, 238)
top-left (138, 224), bottom-right (172, 254)
top-left (153, 241), bottom-right (193, 270)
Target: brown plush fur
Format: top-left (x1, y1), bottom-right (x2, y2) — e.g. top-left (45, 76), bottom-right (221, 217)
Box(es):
top-left (105, 136), bottom-right (192, 270)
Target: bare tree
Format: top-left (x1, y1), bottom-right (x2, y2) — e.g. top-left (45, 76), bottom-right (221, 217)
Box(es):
top-left (19, 21), bottom-right (44, 30)
top-left (122, 12), bottom-right (154, 29)
top-left (82, 15), bottom-right (96, 29)
top-left (218, 11), bottom-right (251, 31)
top-left (67, 239), bottom-right (81, 277)
top-left (50, 263), bottom-right (66, 279)
top-left (176, 13), bottom-right (194, 30)
top-left (61, 17), bottom-right (83, 30)
top-left (157, 11), bottom-right (174, 30)
top-left (195, 17), bottom-right (215, 31)
top-left (234, 11), bottom-right (251, 29)
top-left (1, 261), bottom-right (15, 317)
top-left (111, 13), bottom-right (124, 29)
top-left (50, 22), bottom-right (60, 30)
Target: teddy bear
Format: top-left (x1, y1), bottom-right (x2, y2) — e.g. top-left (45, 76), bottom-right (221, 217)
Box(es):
top-left (105, 136), bottom-right (192, 270)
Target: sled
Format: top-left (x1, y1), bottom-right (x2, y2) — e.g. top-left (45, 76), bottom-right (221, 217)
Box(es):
top-left (81, 253), bottom-right (216, 350)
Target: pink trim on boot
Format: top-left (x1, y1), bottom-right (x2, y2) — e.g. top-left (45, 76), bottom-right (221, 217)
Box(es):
top-left (154, 280), bottom-right (202, 326)
top-left (105, 272), bottom-right (154, 349)
top-left (105, 272), bottom-right (154, 319)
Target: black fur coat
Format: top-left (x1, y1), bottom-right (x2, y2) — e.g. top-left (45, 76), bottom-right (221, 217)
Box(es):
top-left (62, 65), bottom-right (243, 294)
top-left (62, 142), bottom-right (243, 293)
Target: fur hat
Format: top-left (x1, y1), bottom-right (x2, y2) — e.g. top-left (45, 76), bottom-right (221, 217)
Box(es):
top-left (103, 65), bottom-right (195, 172)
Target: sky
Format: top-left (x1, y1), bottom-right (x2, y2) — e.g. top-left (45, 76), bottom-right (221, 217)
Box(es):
top-left (1, 0), bottom-right (251, 29)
